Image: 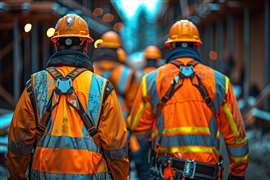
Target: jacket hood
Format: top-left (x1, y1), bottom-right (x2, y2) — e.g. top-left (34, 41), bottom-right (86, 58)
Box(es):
top-left (47, 49), bottom-right (93, 70)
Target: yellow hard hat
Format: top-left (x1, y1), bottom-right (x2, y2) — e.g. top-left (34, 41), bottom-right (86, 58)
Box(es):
top-left (117, 48), bottom-right (127, 64)
top-left (144, 45), bottom-right (161, 60)
top-left (165, 20), bottom-right (202, 47)
top-left (51, 14), bottom-right (93, 43)
top-left (99, 31), bottom-right (121, 48)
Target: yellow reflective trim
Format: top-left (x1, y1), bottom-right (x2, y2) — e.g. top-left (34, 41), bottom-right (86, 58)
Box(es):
top-left (142, 75), bottom-right (147, 97)
top-left (223, 103), bottom-right (239, 137)
top-left (216, 130), bottom-right (220, 138)
top-left (159, 146), bottom-right (218, 154)
top-left (225, 76), bottom-right (230, 94)
top-left (162, 127), bottom-right (210, 135)
top-left (235, 137), bottom-right (248, 145)
top-left (230, 154), bottom-right (248, 163)
top-left (130, 103), bottom-right (147, 130)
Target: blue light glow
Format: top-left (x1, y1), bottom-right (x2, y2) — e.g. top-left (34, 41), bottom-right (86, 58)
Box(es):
top-left (112, 0), bottom-right (161, 20)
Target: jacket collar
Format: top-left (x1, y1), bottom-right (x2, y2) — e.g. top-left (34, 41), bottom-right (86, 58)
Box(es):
top-left (47, 49), bottom-right (93, 71)
top-left (165, 47), bottom-right (201, 63)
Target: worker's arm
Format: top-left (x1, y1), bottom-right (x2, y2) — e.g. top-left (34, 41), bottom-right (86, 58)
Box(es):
top-left (96, 89), bottom-right (129, 180)
top-left (6, 89), bottom-right (37, 180)
top-left (219, 79), bottom-right (248, 178)
top-left (127, 75), bottom-right (155, 137)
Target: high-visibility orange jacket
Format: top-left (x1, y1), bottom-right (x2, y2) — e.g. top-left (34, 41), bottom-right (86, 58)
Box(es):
top-left (94, 60), bottom-right (138, 118)
top-left (143, 66), bottom-right (157, 74)
top-left (7, 64), bottom-right (129, 179)
top-left (128, 57), bottom-right (248, 177)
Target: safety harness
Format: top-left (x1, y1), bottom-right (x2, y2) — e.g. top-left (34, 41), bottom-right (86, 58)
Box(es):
top-left (156, 59), bottom-right (215, 117)
top-left (152, 59), bottom-right (223, 180)
top-left (26, 67), bottom-right (114, 179)
top-left (27, 67), bottom-right (113, 141)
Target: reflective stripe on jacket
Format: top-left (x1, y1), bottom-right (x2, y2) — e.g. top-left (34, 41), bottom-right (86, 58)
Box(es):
top-left (128, 57), bottom-right (248, 177)
top-left (7, 66), bottom-right (129, 180)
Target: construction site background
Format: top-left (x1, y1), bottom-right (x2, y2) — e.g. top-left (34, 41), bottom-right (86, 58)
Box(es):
top-left (0, 0), bottom-right (269, 179)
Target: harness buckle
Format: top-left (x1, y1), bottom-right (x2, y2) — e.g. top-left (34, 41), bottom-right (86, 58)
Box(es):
top-left (180, 65), bottom-right (194, 78)
top-left (56, 78), bottom-right (73, 94)
top-left (183, 160), bottom-right (197, 179)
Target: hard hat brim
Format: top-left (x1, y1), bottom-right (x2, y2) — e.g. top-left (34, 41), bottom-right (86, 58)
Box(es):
top-left (51, 34), bottom-right (94, 43)
top-left (99, 42), bottom-right (121, 49)
top-left (165, 39), bottom-right (202, 47)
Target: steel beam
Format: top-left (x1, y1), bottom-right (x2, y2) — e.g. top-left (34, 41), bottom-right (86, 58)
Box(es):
top-left (243, 7), bottom-right (251, 101)
top-left (31, 22), bottom-right (39, 73)
top-left (264, 0), bottom-right (270, 109)
top-left (13, 18), bottom-right (22, 102)
top-left (226, 15), bottom-right (234, 55)
top-left (42, 23), bottom-right (49, 68)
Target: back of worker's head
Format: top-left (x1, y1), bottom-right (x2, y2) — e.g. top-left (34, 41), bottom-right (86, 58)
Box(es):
top-left (144, 45), bottom-right (161, 67)
top-left (97, 31), bottom-right (121, 49)
top-left (51, 14), bottom-right (93, 53)
top-left (165, 19), bottom-right (202, 49)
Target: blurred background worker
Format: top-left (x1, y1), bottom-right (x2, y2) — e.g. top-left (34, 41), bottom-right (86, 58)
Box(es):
top-left (128, 20), bottom-right (248, 180)
top-left (6, 14), bottom-right (129, 180)
top-left (143, 45), bottom-right (161, 74)
top-left (136, 45), bottom-right (162, 81)
top-left (130, 45), bottom-right (162, 179)
top-left (93, 31), bottom-right (138, 119)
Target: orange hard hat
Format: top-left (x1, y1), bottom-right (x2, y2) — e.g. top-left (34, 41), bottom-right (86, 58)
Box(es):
top-left (99, 31), bottom-right (121, 48)
top-left (165, 20), bottom-right (202, 47)
top-left (144, 45), bottom-right (161, 60)
top-left (117, 48), bottom-right (127, 64)
top-left (51, 14), bottom-right (93, 43)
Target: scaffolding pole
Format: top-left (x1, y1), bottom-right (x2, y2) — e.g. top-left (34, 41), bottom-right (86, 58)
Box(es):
top-left (243, 7), bottom-right (251, 101)
top-left (264, 0), bottom-right (270, 110)
top-left (42, 23), bottom-right (49, 68)
top-left (31, 22), bottom-right (38, 73)
top-left (13, 18), bottom-right (22, 102)
top-left (24, 31), bottom-right (31, 83)
top-left (226, 15), bottom-right (234, 55)
top-left (216, 21), bottom-right (224, 71)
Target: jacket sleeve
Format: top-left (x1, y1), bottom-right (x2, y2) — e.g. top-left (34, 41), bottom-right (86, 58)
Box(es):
top-left (127, 75), bottom-right (156, 138)
top-left (95, 89), bottom-right (129, 180)
top-left (6, 89), bottom-right (37, 180)
top-left (219, 80), bottom-right (248, 177)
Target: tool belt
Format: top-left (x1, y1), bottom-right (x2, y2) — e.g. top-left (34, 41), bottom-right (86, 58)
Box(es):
top-left (151, 154), bottom-right (223, 180)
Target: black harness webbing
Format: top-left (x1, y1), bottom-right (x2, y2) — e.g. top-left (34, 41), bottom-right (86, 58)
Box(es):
top-left (155, 59), bottom-right (215, 117)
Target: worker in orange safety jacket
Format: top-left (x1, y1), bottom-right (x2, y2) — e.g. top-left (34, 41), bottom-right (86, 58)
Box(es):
top-left (93, 31), bottom-right (138, 118)
top-left (7, 14), bottom-right (129, 180)
top-left (128, 20), bottom-right (248, 180)
top-left (131, 45), bottom-right (162, 179)
top-left (136, 45), bottom-right (162, 81)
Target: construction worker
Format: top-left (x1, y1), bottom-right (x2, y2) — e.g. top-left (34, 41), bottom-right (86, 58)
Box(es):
top-left (143, 45), bottom-right (161, 73)
top-left (136, 45), bottom-right (162, 81)
top-left (128, 20), bottom-right (248, 180)
top-left (130, 45), bottom-right (162, 179)
top-left (93, 31), bottom-right (138, 118)
top-left (7, 14), bottom-right (129, 180)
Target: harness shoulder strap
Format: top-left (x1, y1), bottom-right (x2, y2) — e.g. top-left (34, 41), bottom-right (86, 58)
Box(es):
top-left (47, 67), bottom-right (88, 80)
top-left (36, 67), bottom-right (92, 137)
top-left (155, 60), bottom-right (199, 117)
top-left (25, 79), bottom-right (38, 127)
top-left (96, 80), bottom-right (114, 129)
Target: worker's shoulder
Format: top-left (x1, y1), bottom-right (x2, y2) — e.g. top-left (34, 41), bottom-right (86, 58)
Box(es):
top-left (198, 63), bottom-right (229, 84)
